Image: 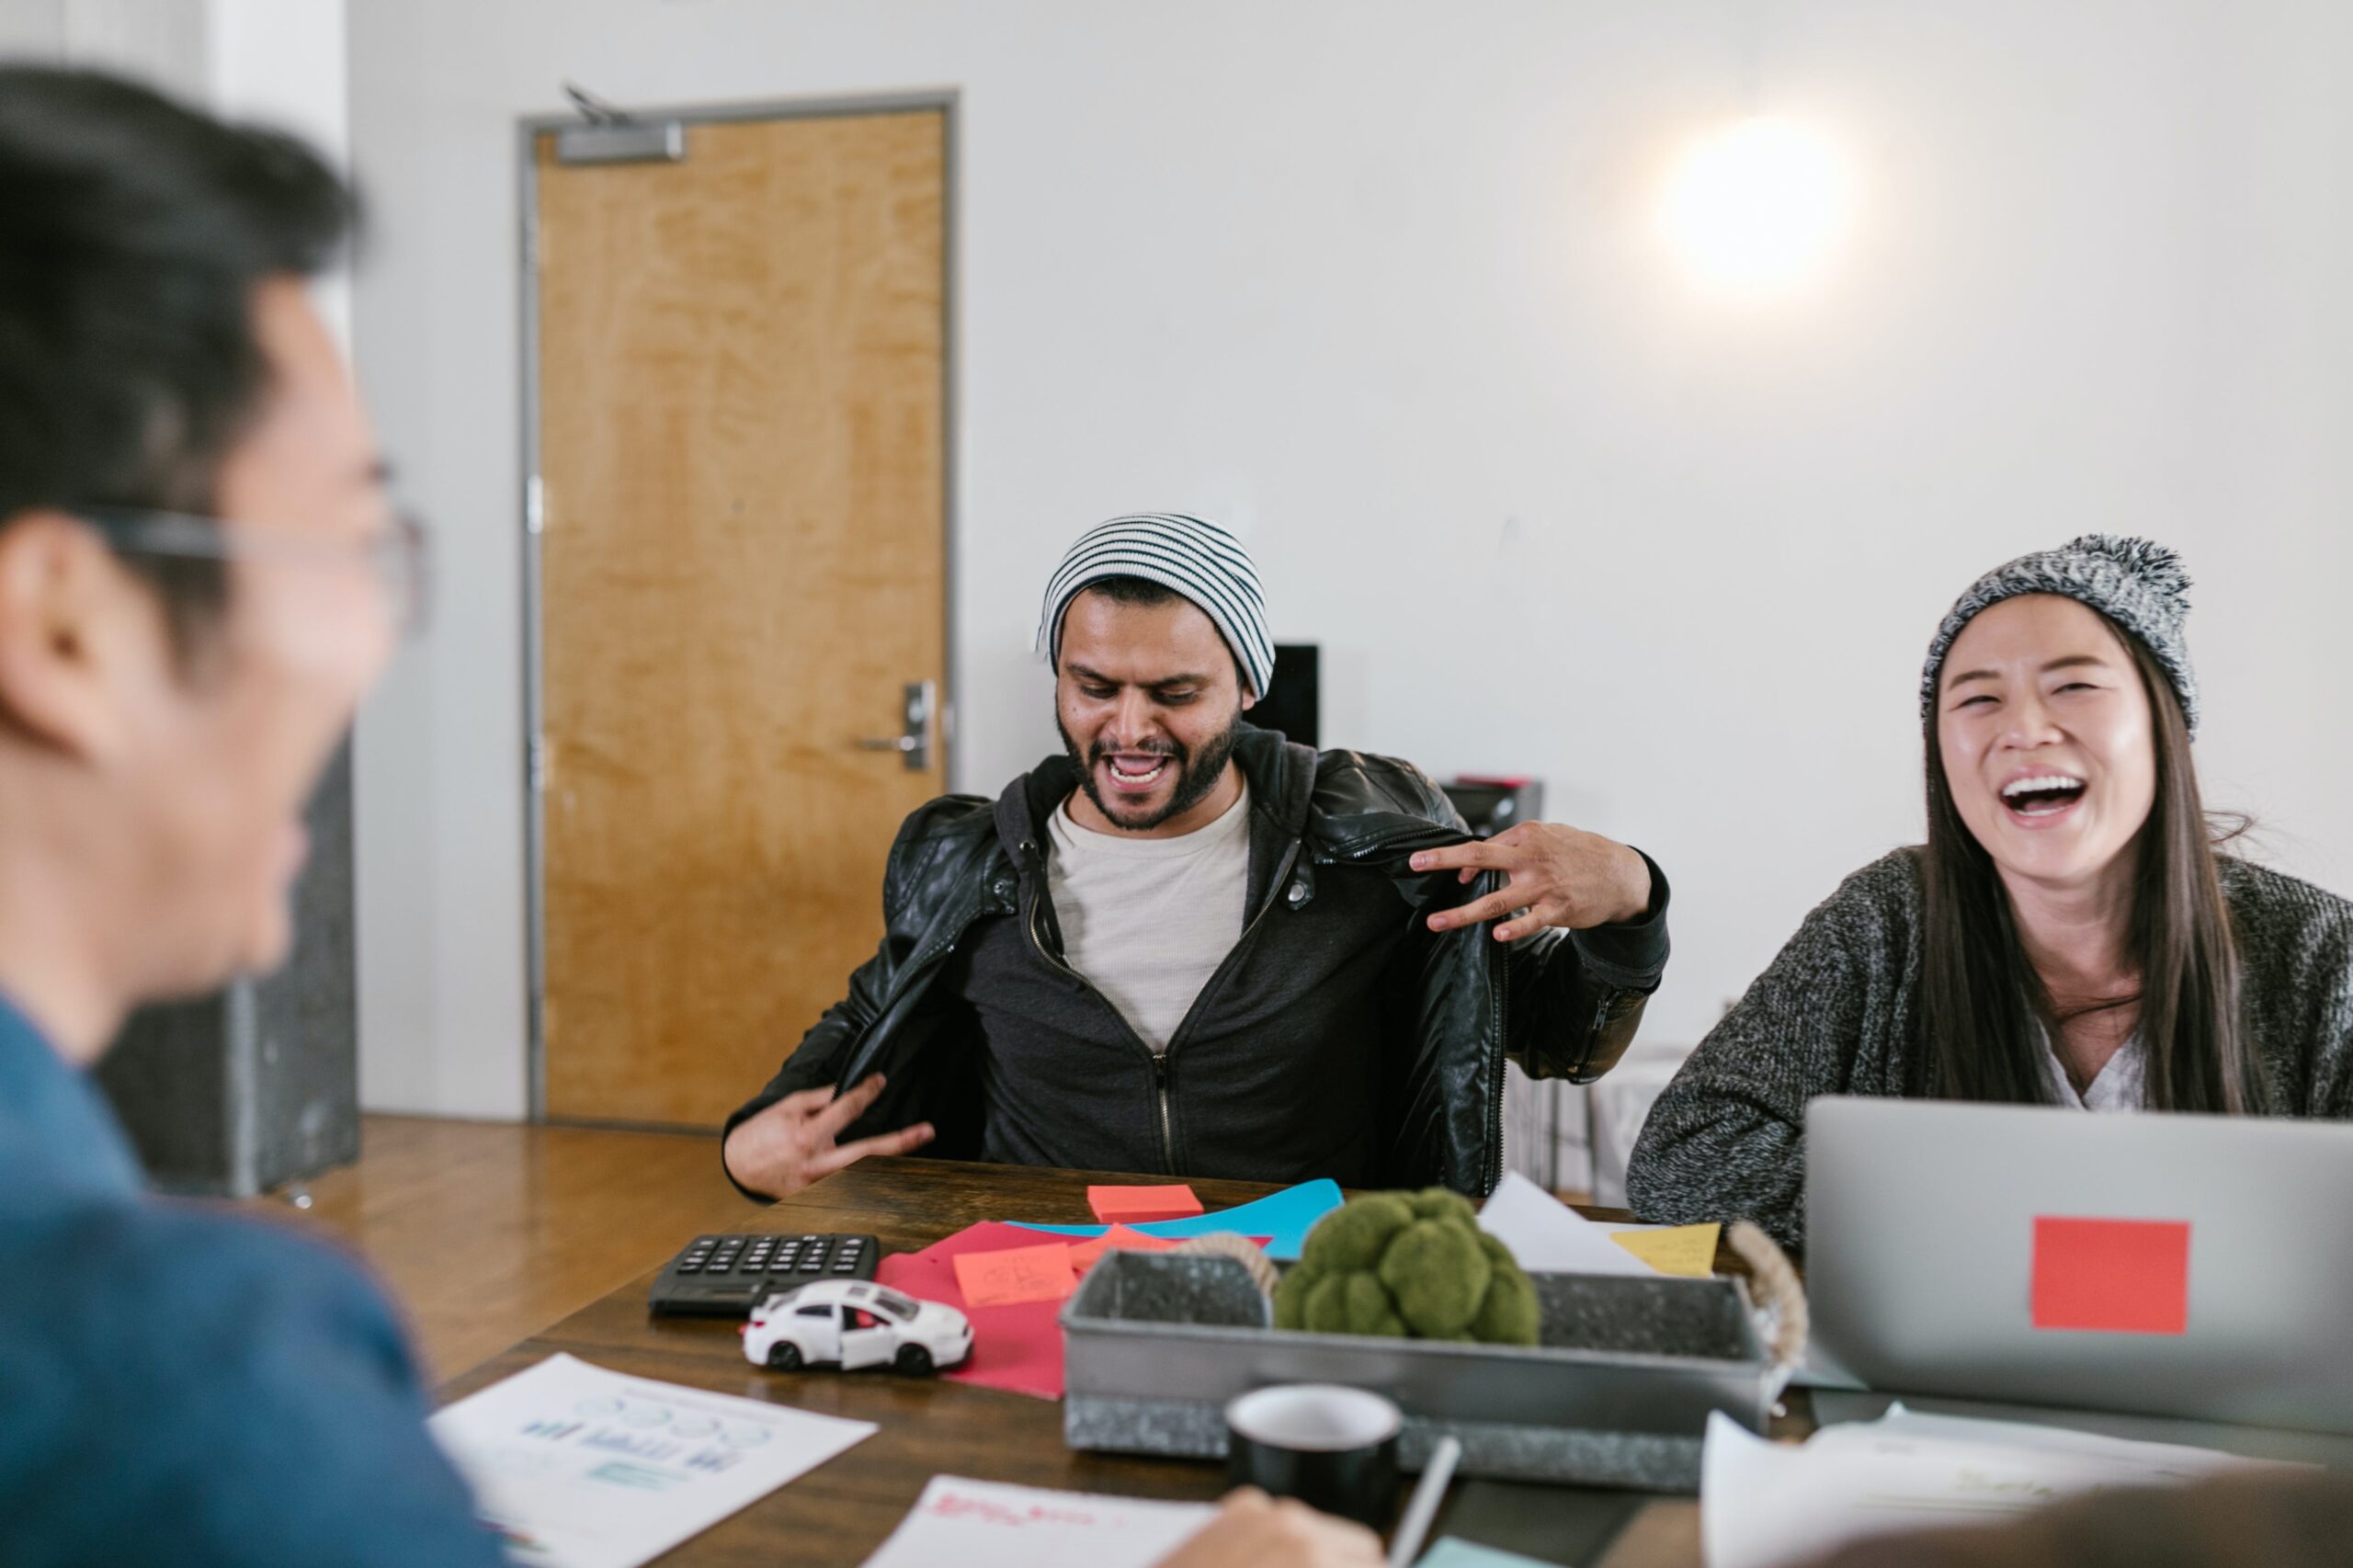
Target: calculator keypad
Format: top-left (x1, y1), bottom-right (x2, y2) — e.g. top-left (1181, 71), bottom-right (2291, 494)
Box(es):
top-left (648, 1233), bottom-right (881, 1316)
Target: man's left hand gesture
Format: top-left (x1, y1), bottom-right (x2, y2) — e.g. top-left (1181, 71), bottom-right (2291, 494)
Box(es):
top-left (1411, 824), bottom-right (1652, 941)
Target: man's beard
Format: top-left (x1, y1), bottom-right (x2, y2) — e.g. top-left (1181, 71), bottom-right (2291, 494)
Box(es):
top-left (1059, 707), bottom-right (1245, 833)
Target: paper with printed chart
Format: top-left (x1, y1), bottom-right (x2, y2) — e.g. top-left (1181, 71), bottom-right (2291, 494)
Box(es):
top-left (1699, 1403), bottom-right (2302, 1568)
top-left (857, 1475), bottom-right (1215, 1568)
top-left (428, 1353), bottom-right (876, 1568)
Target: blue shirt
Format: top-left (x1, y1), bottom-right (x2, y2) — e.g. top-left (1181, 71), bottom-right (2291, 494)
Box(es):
top-left (0, 996), bottom-right (502, 1566)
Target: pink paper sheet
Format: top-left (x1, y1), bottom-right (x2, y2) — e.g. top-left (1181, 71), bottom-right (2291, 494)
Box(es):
top-left (876, 1222), bottom-right (1076, 1400)
top-left (878, 1221), bottom-right (1277, 1402)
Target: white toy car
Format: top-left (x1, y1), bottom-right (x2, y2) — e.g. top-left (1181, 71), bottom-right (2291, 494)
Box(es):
top-left (740, 1278), bottom-right (973, 1376)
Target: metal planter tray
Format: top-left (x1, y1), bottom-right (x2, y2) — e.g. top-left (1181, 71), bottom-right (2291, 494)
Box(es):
top-left (1061, 1251), bottom-right (1776, 1493)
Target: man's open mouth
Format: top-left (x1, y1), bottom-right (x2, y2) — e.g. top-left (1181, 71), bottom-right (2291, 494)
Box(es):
top-left (2000, 772), bottom-right (2087, 818)
top-left (1101, 753), bottom-right (1173, 791)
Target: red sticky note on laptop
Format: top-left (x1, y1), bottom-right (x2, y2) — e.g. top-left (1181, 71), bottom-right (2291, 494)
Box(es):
top-left (2030, 1216), bottom-right (2191, 1335)
top-left (951, 1242), bottom-right (1077, 1308)
top-left (1087, 1184), bottom-right (1205, 1225)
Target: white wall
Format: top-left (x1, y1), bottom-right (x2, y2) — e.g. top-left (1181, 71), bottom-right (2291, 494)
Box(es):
top-left (0, 1), bottom-right (65, 57)
top-left (344, 0), bottom-right (2353, 1118)
top-left (1, 0), bottom-right (204, 97)
top-left (206, 0), bottom-right (351, 347)
top-left (57, 0), bottom-right (205, 98)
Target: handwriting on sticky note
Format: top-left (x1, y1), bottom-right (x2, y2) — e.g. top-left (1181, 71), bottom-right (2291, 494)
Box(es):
top-left (1608, 1223), bottom-right (1720, 1278)
top-left (2031, 1216), bottom-right (2190, 1335)
top-left (1087, 1184), bottom-right (1205, 1224)
top-left (1069, 1225), bottom-right (1181, 1269)
top-left (953, 1243), bottom-right (1078, 1308)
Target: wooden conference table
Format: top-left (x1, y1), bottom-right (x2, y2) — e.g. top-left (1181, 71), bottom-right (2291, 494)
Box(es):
top-left (439, 1157), bottom-right (1782, 1567)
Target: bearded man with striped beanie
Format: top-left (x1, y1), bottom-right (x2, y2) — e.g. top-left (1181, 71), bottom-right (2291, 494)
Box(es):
top-left (722, 514), bottom-right (1672, 1199)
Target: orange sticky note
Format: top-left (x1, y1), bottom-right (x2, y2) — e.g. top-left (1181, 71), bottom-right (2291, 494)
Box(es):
top-left (1087, 1184), bottom-right (1205, 1224)
top-left (1070, 1225), bottom-right (1183, 1269)
top-left (951, 1243), bottom-right (1078, 1308)
top-left (1608, 1223), bottom-right (1722, 1278)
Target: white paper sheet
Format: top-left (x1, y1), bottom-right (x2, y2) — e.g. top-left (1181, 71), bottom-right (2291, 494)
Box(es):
top-left (1476, 1171), bottom-right (1657, 1278)
top-left (1699, 1403), bottom-right (2302, 1568)
top-left (429, 1353), bottom-right (876, 1568)
top-left (858, 1476), bottom-right (1216, 1568)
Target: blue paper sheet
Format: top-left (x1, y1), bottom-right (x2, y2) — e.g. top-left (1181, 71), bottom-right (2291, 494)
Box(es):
top-left (1006, 1178), bottom-right (1343, 1261)
top-left (1415, 1538), bottom-right (1566, 1568)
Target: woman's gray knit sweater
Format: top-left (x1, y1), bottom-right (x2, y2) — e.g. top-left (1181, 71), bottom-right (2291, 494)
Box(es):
top-left (1624, 849), bottom-right (2353, 1249)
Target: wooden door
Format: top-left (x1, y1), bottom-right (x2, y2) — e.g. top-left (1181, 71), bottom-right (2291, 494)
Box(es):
top-left (534, 109), bottom-right (947, 1126)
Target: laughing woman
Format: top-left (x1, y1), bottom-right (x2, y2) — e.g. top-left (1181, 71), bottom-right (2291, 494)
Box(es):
top-left (1626, 536), bottom-right (2353, 1248)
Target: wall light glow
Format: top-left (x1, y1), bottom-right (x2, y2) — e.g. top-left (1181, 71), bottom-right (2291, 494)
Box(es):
top-left (1659, 117), bottom-right (1856, 301)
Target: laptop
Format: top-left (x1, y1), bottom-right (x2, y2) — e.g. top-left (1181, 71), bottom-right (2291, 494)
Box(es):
top-left (1805, 1096), bottom-right (2353, 1435)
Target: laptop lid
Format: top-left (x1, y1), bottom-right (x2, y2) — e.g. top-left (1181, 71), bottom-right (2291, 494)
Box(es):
top-left (1805, 1096), bottom-right (2353, 1434)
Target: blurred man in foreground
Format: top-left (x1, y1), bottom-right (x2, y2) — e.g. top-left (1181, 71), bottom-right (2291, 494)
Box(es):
top-left (0, 62), bottom-right (1382, 1567)
top-left (0, 63), bottom-right (496, 1566)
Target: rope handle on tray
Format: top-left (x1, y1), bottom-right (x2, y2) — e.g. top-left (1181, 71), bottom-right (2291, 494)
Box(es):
top-left (1170, 1232), bottom-right (1280, 1297)
top-left (1726, 1220), bottom-right (1808, 1368)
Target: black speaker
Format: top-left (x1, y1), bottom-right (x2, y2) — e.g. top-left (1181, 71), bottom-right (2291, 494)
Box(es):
top-left (1440, 775), bottom-right (1546, 838)
top-left (93, 740), bottom-right (360, 1197)
top-left (1254, 642), bottom-right (1320, 747)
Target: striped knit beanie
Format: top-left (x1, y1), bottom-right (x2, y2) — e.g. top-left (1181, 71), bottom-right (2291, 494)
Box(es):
top-left (1038, 513), bottom-right (1276, 698)
top-left (1921, 534), bottom-right (2200, 735)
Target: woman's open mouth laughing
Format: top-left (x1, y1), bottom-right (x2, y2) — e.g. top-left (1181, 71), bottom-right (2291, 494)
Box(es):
top-left (1999, 770), bottom-right (2087, 825)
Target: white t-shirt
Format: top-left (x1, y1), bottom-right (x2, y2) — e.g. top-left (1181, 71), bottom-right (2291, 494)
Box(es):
top-left (1043, 782), bottom-right (1252, 1055)
top-left (2042, 1032), bottom-right (2146, 1111)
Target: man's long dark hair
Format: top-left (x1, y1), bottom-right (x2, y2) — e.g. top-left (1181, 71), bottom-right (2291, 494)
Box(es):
top-left (1916, 617), bottom-right (2266, 1112)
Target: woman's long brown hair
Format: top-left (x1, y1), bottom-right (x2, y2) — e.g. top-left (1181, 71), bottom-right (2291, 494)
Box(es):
top-left (1916, 617), bottom-right (2265, 1111)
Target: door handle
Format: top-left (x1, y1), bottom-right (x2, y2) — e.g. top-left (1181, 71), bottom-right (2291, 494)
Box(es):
top-left (855, 680), bottom-right (935, 771)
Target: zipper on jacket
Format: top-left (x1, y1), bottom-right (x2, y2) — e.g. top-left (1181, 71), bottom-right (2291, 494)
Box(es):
top-left (1150, 841), bottom-right (1307, 1174)
top-left (1026, 871), bottom-right (1184, 1176)
top-left (1153, 1055), bottom-right (1174, 1174)
top-left (1021, 842), bottom-right (1183, 1174)
top-left (1028, 835), bottom-right (1305, 1178)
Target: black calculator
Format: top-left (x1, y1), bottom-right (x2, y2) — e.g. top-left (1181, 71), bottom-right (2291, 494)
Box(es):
top-left (646, 1233), bottom-right (882, 1318)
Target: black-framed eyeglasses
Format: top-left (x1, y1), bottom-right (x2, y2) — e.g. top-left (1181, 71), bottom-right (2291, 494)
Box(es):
top-left (73, 506), bottom-right (432, 641)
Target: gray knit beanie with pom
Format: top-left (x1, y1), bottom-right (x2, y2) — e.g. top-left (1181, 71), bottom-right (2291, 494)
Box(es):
top-left (1920, 535), bottom-right (2199, 735)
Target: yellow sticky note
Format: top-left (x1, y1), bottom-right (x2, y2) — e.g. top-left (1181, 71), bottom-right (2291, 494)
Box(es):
top-left (1608, 1223), bottom-right (1721, 1278)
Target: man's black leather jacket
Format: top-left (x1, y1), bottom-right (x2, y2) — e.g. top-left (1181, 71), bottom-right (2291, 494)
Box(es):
top-left (725, 725), bottom-right (1669, 1197)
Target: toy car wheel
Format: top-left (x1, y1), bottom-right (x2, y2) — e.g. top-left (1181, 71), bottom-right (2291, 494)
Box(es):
top-left (892, 1345), bottom-right (935, 1377)
top-left (767, 1342), bottom-right (803, 1371)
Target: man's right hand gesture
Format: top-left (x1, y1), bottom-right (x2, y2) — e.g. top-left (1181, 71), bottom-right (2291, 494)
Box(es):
top-left (720, 1074), bottom-right (936, 1199)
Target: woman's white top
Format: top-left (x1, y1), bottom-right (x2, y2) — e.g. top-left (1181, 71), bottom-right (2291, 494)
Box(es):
top-left (2042, 1032), bottom-right (2147, 1110)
